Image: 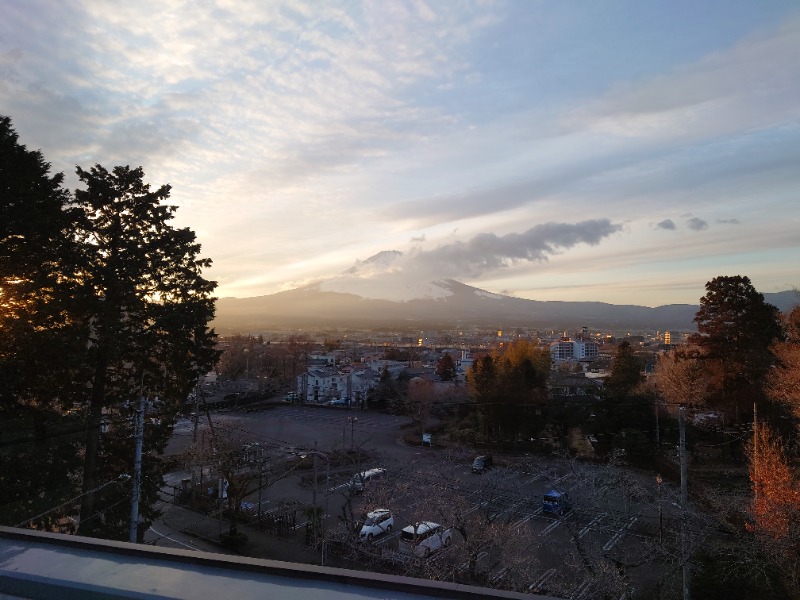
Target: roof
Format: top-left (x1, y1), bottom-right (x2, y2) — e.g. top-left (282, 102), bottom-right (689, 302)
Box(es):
top-left (402, 521), bottom-right (441, 534)
top-left (0, 527), bottom-right (556, 600)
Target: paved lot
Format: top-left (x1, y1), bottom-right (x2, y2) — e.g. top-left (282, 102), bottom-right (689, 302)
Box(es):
top-left (156, 404), bottom-right (687, 598)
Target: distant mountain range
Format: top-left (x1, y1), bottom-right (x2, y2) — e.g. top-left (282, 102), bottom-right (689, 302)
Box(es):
top-left (213, 255), bottom-right (797, 333)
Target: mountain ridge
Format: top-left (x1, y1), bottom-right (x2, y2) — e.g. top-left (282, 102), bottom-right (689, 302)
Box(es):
top-left (212, 278), bottom-right (797, 333)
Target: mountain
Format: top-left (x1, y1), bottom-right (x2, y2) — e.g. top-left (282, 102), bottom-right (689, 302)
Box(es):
top-left (212, 252), bottom-right (798, 333)
top-left (213, 280), bottom-right (798, 334)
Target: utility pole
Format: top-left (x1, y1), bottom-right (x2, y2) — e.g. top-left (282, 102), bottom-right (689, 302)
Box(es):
top-left (349, 416), bottom-right (358, 449)
top-left (679, 404), bottom-right (690, 600)
top-left (193, 382), bottom-right (200, 443)
top-left (312, 441), bottom-right (318, 548)
top-left (655, 399), bottom-right (661, 450)
top-left (258, 463), bottom-right (264, 523)
top-left (753, 398), bottom-right (759, 504)
top-left (129, 393), bottom-right (146, 544)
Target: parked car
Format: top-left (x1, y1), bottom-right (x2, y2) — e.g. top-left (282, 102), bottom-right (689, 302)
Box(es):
top-left (399, 521), bottom-right (453, 557)
top-left (542, 489), bottom-right (571, 515)
top-left (359, 509), bottom-right (394, 542)
top-left (348, 468), bottom-right (387, 493)
top-left (471, 454), bottom-right (493, 473)
top-left (326, 398), bottom-right (348, 407)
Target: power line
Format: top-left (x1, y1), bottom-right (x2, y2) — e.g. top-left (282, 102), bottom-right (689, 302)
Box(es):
top-left (14, 476), bottom-right (127, 527)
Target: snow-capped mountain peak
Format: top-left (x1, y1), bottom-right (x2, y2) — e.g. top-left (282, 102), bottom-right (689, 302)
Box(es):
top-left (322, 250), bottom-right (454, 301)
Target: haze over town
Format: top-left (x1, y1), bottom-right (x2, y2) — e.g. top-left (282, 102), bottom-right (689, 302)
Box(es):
top-left (3, 1), bottom-right (799, 307)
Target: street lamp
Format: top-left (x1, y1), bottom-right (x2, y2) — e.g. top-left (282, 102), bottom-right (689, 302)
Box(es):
top-left (656, 474), bottom-right (663, 546)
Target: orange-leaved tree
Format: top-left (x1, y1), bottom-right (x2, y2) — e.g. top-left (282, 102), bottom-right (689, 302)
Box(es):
top-left (746, 422), bottom-right (800, 594)
top-left (747, 423), bottom-right (800, 542)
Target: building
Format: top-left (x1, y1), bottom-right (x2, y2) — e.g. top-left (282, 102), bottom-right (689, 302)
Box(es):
top-left (303, 366), bottom-right (349, 403)
top-left (549, 339), bottom-right (599, 362)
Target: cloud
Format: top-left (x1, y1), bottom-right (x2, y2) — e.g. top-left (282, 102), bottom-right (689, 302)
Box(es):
top-left (401, 218), bottom-right (623, 279)
top-left (410, 233), bottom-right (426, 243)
top-left (686, 217), bottom-right (708, 231)
top-left (717, 218), bottom-right (740, 225)
top-left (656, 219), bottom-right (676, 230)
top-left (576, 15), bottom-right (800, 141)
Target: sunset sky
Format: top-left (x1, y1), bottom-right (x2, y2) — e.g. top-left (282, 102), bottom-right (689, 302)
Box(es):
top-left (2, 1), bottom-right (799, 306)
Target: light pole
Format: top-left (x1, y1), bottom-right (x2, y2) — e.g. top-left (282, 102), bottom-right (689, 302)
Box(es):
top-left (656, 474), bottom-right (663, 546)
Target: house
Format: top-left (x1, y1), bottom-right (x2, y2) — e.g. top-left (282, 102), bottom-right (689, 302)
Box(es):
top-left (548, 371), bottom-right (603, 400)
top-left (302, 366), bottom-right (348, 403)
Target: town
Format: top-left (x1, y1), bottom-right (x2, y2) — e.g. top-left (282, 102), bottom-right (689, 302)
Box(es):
top-left (3, 2), bottom-right (800, 596)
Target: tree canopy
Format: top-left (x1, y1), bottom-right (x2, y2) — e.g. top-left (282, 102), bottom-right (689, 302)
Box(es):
top-left (689, 275), bottom-right (782, 419)
top-left (0, 116), bottom-right (82, 408)
top-left (604, 340), bottom-right (643, 398)
top-left (72, 164), bottom-right (218, 534)
top-left (0, 116), bottom-right (218, 539)
top-left (466, 340), bottom-right (551, 442)
top-left (767, 305), bottom-right (800, 416)
top-left (436, 352), bottom-right (456, 381)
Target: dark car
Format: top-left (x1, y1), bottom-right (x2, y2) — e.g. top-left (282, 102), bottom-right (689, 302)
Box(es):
top-left (542, 489), bottom-right (571, 515)
top-left (471, 454), bottom-right (493, 473)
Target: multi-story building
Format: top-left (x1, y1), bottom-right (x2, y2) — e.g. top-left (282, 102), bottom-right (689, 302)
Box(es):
top-left (300, 365), bottom-right (382, 404)
top-left (550, 339), bottom-right (575, 361)
top-left (549, 338), bottom-right (599, 362)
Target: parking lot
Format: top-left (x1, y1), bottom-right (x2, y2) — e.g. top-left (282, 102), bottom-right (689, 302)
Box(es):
top-left (165, 404), bottom-right (687, 598)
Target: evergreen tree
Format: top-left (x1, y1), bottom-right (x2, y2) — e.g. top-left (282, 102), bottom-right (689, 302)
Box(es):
top-left (436, 352), bottom-right (456, 381)
top-left (689, 275), bottom-right (781, 420)
top-left (0, 115), bottom-right (83, 408)
top-left (466, 341), bottom-right (550, 442)
top-left (605, 340), bottom-right (643, 398)
top-left (372, 365), bottom-right (397, 409)
top-left (0, 116), bottom-right (87, 528)
top-left (72, 164), bottom-right (218, 536)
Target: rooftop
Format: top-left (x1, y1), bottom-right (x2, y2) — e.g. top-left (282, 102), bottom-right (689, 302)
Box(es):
top-left (0, 527), bottom-right (555, 600)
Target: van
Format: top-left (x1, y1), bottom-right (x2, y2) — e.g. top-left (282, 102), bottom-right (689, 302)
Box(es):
top-left (399, 521), bottom-right (452, 557)
top-left (349, 468), bottom-right (386, 493)
top-left (359, 509), bottom-right (394, 542)
top-left (542, 489), bottom-right (571, 515)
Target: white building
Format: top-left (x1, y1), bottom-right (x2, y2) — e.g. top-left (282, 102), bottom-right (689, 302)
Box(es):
top-left (299, 365), bottom-right (382, 404)
top-left (549, 339), bottom-right (599, 362)
top-left (302, 366), bottom-right (348, 403)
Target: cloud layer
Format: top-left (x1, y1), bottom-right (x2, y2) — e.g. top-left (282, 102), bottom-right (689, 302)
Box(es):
top-left (2, 1), bottom-right (798, 306)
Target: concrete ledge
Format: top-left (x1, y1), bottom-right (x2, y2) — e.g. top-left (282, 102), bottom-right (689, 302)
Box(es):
top-left (0, 527), bottom-right (554, 600)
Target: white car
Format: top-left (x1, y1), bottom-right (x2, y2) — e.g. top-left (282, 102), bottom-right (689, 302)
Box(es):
top-left (398, 521), bottom-right (453, 557)
top-left (359, 509), bottom-right (394, 542)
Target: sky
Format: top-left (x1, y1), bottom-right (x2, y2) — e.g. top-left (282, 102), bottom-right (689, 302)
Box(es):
top-left (2, 0), bottom-right (799, 307)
